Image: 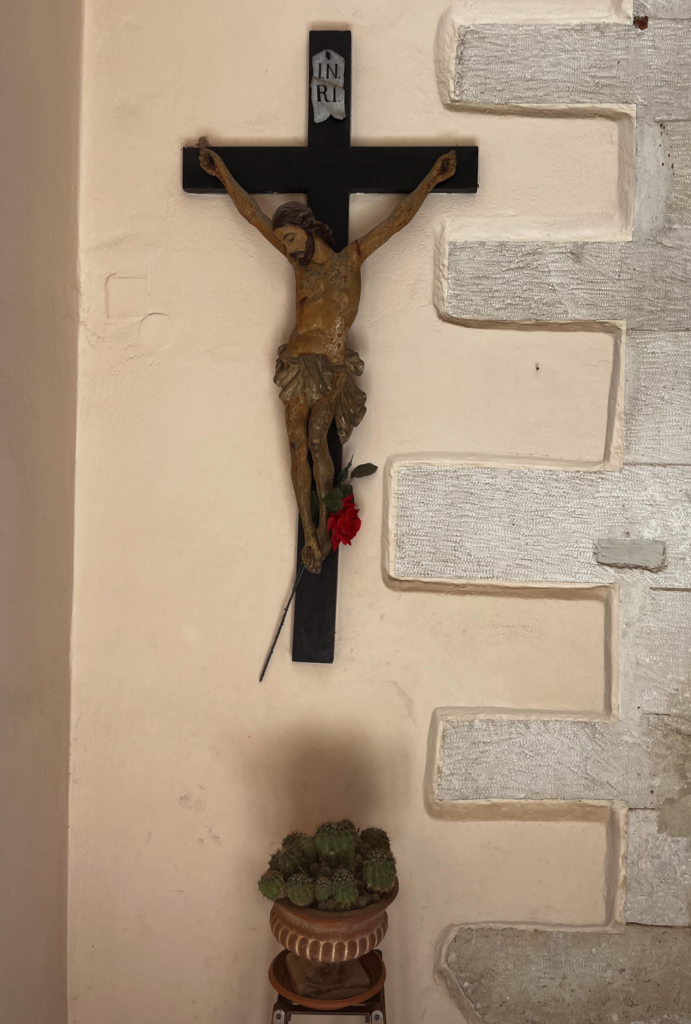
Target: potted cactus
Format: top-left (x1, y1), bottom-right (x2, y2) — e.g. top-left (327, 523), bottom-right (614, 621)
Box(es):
top-left (258, 819), bottom-right (399, 964)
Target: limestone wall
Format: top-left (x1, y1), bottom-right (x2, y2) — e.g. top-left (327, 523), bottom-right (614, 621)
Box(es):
top-left (68, 0), bottom-right (691, 1022)
top-left (386, 3), bottom-right (691, 1019)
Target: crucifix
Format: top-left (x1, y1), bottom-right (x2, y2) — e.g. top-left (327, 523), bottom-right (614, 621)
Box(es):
top-left (183, 30), bottom-right (478, 666)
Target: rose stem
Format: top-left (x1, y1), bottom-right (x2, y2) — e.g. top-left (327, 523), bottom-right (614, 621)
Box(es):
top-left (258, 564), bottom-right (306, 682)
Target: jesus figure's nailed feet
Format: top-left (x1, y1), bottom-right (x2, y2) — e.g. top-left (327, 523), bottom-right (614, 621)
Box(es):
top-left (301, 537), bottom-right (323, 574)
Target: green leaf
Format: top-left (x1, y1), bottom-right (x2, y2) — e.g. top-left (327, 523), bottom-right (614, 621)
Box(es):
top-left (322, 488), bottom-right (344, 512)
top-left (351, 463), bottom-right (378, 478)
top-left (335, 456), bottom-right (353, 486)
top-left (310, 489), bottom-right (319, 526)
top-left (339, 484), bottom-right (353, 498)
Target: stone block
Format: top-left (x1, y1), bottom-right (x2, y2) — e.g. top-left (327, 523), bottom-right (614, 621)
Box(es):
top-left (620, 589), bottom-right (691, 719)
top-left (445, 241), bottom-right (691, 330)
top-left (661, 121), bottom-right (691, 243)
top-left (444, 926), bottom-right (691, 1024)
top-left (454, 22), bottom-right (691, 116)
top-left (392, 463), bottom-right (691, 587)
top-left (436, 715), bottom-right (691, 809)
top-left (624, 333), bottom-right (691, 465)
top-left (625, 810), bottom-right (691, 924)
top-left (635, 0), bottom-right (691, 17)
top-left (594, 537), bottom-right (666, 569)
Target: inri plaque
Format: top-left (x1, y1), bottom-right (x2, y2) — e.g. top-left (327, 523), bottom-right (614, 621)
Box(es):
top-left (311, 49), bottom-right (346, 123)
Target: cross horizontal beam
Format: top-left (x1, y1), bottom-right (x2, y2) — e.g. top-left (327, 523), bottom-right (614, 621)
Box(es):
top-left (182, 145), bottom-right (478, 196)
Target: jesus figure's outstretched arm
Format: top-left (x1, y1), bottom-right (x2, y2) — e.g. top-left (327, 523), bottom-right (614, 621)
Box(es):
top-left (355, 150), bottom-right (457, 262)
top-left (198, 138), bottom-right (286, 256)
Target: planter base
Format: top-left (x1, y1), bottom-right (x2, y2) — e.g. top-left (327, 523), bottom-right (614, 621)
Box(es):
top-left (286, 952), bottom-right (372, 1001)
top-left (269, 949), bottom-right (386, 1017)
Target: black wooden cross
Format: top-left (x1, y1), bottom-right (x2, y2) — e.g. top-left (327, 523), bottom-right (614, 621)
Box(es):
top-left (183, 30), bottom-right (478, 666)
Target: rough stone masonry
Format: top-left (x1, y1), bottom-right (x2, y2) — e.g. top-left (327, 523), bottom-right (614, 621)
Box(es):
top-left (445, 927), bottom-right (691, 1024)
top-left (407, 5), bottom-right (691, 1020)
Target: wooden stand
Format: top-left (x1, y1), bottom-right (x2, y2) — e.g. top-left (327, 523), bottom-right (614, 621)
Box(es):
top-left (271, 988), bottom-right (385, 1022)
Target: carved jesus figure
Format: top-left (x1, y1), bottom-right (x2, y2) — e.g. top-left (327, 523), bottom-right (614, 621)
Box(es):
top-left (199, 140), bottom-right (457, 574)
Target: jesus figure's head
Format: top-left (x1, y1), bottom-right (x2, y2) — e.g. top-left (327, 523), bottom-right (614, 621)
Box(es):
top-left (271, 202), bottom-right (336, 266)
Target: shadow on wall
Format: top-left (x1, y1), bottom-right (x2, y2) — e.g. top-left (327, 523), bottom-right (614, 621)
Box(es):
top-left (237, 724), bottom-right (414, 1017)
top-left (244, 726), bottom-right (393, 841)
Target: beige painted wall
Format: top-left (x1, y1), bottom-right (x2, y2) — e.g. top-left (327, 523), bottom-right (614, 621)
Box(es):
top-left (70, 1), bottom-right (632, 1021)
top-left (0, 1), bottom-right (81, 1021)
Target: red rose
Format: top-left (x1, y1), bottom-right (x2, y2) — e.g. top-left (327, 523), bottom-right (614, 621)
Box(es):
top-left (327, 494), bottom-right (362, 551)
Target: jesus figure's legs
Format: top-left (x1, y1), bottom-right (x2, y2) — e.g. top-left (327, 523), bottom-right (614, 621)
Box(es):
top-left (308, 391), bottom-right (340, 561)
top-left (285, 395), bottom-right (323, 574)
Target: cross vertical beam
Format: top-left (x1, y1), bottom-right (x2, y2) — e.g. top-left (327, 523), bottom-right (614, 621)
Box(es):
top-left (291, 31), bottom-right (351, 665)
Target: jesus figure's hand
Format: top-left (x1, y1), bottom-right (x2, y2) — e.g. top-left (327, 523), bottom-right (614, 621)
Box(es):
top-left (199, 142), bottom-right (223, 179)
top-left (432, 150), bottom-right (457, 184)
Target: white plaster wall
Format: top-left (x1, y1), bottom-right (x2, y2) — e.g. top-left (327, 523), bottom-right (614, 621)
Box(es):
top-left (0, 1), bottom-right (81, 1021)
top-left (70, 2), bottom-right (632, 1021)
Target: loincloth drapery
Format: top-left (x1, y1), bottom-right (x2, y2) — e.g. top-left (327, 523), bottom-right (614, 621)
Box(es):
top-left (273, 346), bottom-right (367, 444)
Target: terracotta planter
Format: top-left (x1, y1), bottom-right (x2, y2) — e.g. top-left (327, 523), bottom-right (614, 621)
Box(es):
top-left (270, 880), bottom-right (399, 963)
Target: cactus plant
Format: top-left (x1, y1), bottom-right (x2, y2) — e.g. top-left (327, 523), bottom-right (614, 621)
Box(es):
top-left (300, 834), bottom-right (318, 863)
top-left (314, 875), bottom-right (333, 903)
top-left (282, 830), bottom-right (306, 848)
top-left (257, 819), bottom-right (397, 911)
top-left (269, 847), bottom-right (304, 877)
top-left (331, 867), bottom-right (358, 909)
top-left (315, 820), bottom-right (356, 859)
top-left (359, 827), bottom-right (390, 851)
top-left (363, 849), bottom-right (397, 893)
top-left (335, 847), bottom-right (356, 871)
top-left (283, 830), bottom-right (317, 863)
top-left (282, 830), bottom-right (308, 852)
top-left (258, 870), bottom-right (286, 901)
top-left (285, 872), bottom-right (315, 908)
